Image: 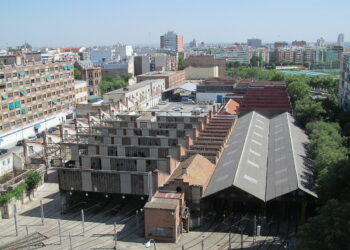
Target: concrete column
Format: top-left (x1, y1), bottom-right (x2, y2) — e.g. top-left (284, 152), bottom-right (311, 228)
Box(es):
top-left (101, 157), bottom-right (111, 170)
top-left (81, 172), bottom-right (92, 192)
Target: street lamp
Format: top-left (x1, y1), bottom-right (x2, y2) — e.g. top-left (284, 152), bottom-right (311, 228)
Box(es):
top-left (145, 239), bottom-right (156, 249)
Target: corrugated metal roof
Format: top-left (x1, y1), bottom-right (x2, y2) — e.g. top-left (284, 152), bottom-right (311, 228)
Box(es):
top-left (204, 111), bottom-right (316, 201)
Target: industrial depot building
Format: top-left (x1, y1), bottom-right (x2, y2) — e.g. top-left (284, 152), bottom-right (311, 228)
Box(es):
top-left (56, 80), bottom-right (316, 243)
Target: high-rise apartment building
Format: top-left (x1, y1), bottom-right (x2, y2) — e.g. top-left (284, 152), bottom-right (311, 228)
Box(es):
top-left (160, 31), bottom-right (184, 52)
top-left (209, 46), bottom-right (250, 64)
top-left (247, 39), bottom-right (262, 47)
top-left (337, 33), bottom-right (344, 47)
top-left (0, 61), bottom-right (75, 146)
top-left (249, 47), bottom-right (269, 63)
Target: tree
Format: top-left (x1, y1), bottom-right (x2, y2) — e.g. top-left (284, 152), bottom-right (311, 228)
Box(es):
top-left (305, 121), bottom-right (347, 181)
top-left (250, 56), bottom-right (263, 67)
top-left (296, 200), bottom-right (350, 250)
top-left (294, 98), bottom-right (326, 127)
top-left (120, 73), bottom-right (132, 83)
top-left (178, 55), bottom-right (185, 70)
top-left (25, 170), bottom-right (41, 192)
top-left (99, 76), bottom-right (127, 95)
top-left (287, 81), bottom-right (311, 105)
top-left (74, 68), bottom-right (82, 80)
top-left (317, 159), bottom-right (350, 201)
top-left (321, 94), bottom-right (341, 122)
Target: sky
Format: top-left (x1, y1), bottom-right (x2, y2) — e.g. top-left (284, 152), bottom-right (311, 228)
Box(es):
top-left (1, 0), bottom-right (350, 47)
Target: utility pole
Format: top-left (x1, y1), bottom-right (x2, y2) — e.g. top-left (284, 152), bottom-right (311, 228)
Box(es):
top-left (69, 232), bottom-right (72, 250)
top-left (40, 200), bottom-right (44, 225)
top-left (240, 227), bottom-right (243, 250)
top-left (14, 205), bottom-right (18, 236)
top-left (136, 210), bottom-right (139, 235)
top-left (254, 215), bottom-right (256, 243)
top-left (114, 222), bottom-right (117, 249)
top-left (229, 231), bottom-right (231, 249)
top-left (81, 209), bottom-right (85, 236)
top-left (58, 220), bottom-right (62, 245)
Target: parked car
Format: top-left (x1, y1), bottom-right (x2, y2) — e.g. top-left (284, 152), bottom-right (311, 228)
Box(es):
top-left (175, 105), bottom-right (183, 109)
top-left (173, 108), bottom-right (181, 111)
top-left (158, 101), bottom-right (167, 105)
top-left (36, 132), bottom-right (43, 138)
top-left (0, 149), bottom-right (8, 155)
top-left (191, 108), bottom-right (204, 115)
top-left (152, 106), bottom-right (160, 109)
top-left (48, 127), bottom-right (57, 133)
top-left (28, 135), bottom-right (37, 141)
top-left (16, 140), bottom-right (24, 146)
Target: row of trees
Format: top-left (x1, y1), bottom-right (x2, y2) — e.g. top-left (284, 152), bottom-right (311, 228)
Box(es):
top-left (226, 66), bottom-right (339, 93)
top-left (282, 78), bottom-right (350, 249)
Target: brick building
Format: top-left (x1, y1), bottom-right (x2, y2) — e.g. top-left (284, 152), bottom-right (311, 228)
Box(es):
top-left (74, 60), bottom-right (102, 96)
top-left (136, 71), bottom-right (186, 89)
top-left (74, 80), bottom-right (88, 104)
top-left (144, 192), bottom-right (185, 242)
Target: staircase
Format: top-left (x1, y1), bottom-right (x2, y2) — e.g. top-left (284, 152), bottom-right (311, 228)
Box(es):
top-left (185, 113), bottom-right (235, 164)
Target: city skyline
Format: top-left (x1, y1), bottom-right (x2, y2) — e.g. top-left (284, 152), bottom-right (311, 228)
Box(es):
top-left (1, 0), bottom-right (350, 47)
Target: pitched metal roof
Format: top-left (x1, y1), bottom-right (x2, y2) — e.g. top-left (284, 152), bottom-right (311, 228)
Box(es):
top-left (204, 111), bottom-right (316, 201)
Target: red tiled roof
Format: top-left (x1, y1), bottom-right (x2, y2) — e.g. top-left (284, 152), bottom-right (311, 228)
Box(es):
top-left (239, 86), bottom-right (292, 112)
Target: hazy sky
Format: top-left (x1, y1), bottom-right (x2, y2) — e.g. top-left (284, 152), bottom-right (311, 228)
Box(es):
top-left (1, 0), bottom-right (349, 47)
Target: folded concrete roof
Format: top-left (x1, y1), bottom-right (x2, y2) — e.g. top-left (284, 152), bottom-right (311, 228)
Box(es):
top-left (204, 111), bottom-right (316, 201)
